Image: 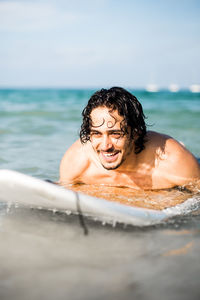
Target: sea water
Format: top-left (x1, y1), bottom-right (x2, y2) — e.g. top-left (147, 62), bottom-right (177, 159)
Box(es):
top-left (0, 89), bottom-right (199, 180)
top-left (0, 89), bottom-right (200, 300)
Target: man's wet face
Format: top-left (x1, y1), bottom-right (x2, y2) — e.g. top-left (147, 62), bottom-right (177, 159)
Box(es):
top-left (90, 106), bottom-right (134, 170)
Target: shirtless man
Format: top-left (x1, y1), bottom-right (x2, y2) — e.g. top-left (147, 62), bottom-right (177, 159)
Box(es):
top-left (59, 87), bottom-right (200, 190)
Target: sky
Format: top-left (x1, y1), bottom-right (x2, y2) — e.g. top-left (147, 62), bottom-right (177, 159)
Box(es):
top-left (0, 0), bottom-right (200, 88)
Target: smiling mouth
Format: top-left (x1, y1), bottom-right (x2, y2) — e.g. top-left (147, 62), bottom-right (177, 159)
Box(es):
top-left (99, 151), bottom-right (120, 162)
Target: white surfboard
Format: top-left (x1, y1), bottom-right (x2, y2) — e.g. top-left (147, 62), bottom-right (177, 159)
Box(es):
top-left (0, 169), bottom-right (199, 226)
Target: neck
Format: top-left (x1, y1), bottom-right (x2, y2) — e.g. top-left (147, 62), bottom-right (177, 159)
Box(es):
top-left (114, 143), bottom-right (138, 173)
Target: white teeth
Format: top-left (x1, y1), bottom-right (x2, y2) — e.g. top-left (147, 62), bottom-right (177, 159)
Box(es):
top-left (103, 153), bottom-right (117, 157)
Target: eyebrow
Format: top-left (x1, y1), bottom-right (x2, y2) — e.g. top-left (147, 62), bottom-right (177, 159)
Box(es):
top-left (90, 129), bottom-right (122, 133)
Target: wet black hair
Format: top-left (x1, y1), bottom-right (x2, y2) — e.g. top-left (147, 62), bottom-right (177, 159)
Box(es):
top-left (80, 87), bottom-right (147, 154)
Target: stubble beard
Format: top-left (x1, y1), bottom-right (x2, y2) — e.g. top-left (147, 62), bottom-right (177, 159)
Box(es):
top-left (101, 161), bottom-right (124, 170)
top-left (100, 140), bottom-right (134, 171)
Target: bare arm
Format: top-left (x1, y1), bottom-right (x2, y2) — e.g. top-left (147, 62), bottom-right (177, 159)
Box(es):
top-left (59, 140), bottom-right (89, 186)
top-left (164, 139), bottom-right (200, 187)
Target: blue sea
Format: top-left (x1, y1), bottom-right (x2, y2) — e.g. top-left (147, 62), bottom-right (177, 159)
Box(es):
top-left (0, 88), bottom-right (200, 300)
top-left (0, 88), bottom-right (199, 181)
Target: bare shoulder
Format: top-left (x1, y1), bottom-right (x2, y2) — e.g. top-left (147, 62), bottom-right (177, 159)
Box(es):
top-left (146, 130), bottom-right (171, 145)
top-left (165, 136), bottom-right (200, 178)
top-left (59, 139), bottom-right (90, 185)
top-left (147, 131), bottom-right (200, 184)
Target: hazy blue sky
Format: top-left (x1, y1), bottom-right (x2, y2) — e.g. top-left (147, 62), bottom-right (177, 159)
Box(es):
top-left (0, 0), bottom-right (200, 88)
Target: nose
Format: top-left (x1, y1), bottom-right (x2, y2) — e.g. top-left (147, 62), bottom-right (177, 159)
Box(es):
top-left (101, 135), bottom-right (112, 151)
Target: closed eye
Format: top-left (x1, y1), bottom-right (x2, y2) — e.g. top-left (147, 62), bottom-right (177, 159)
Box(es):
top-left (90, 131), bottom-right (101, 137)
top-left (110, 132), bottom-right (122, 138)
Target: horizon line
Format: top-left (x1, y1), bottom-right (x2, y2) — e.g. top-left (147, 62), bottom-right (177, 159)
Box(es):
top-left (0, 85), bottom-right (200, 92)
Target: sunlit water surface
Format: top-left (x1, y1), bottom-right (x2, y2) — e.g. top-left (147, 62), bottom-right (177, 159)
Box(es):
top-left (0, 89), bottom-right (200, 300)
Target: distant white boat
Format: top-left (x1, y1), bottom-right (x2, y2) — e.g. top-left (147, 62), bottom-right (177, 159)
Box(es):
top-left (145, 84), bottom-right (159, 92)
top-left (168, 84), bottom-right (179, 92)
top-left (189, 84), bottom-right (200, 93)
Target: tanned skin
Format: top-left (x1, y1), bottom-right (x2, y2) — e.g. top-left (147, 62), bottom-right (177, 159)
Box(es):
top-left (59, 106), bottom-right (200, 190)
